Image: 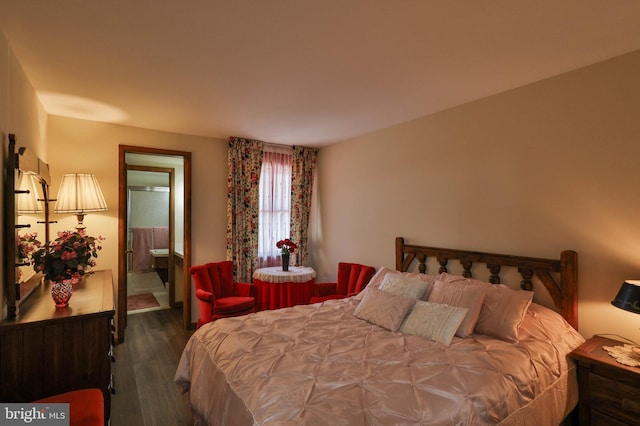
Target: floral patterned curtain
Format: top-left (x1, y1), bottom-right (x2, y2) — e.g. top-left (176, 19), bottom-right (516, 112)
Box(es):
top-left (226, 137), bottom-right (264, 282)
top-left (290, 146), bottom-right (318, 266)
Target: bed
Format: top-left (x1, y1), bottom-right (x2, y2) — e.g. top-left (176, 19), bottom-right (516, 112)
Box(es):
top-left (175, 237), bottom-right (584, 425)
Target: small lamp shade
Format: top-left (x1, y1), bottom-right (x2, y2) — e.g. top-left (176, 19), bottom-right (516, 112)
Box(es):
top-left (611, 280), bottom-right (640, 315)
top-left (16, 171), bottom-right (43, 214)
top-left (54, 173), bottom-right (107, 229)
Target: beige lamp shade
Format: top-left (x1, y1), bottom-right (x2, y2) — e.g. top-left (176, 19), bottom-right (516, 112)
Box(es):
top-left (54, 173), bottom-right (107, 229)
top-left (16, 171), bottom-right (43, 214)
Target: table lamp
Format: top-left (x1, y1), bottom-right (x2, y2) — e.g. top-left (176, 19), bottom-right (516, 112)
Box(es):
top-left (612, 280), bottom-right (640, 315)
top-left (54, 173), bottom-right (107, 230)
top-left (606, 280), bottom-right (640, 366)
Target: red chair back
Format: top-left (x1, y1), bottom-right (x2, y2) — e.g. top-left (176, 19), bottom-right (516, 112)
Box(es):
top-left (335, 262), bottom-right (376, 295)
top-left (191, 261), bottom-right (235, 299)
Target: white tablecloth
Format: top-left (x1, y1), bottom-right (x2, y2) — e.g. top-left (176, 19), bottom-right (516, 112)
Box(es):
top-left (253, 266), bottom-right (316, 283)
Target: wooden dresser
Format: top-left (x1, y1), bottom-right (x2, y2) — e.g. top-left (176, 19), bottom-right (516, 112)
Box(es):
top-left (0, 270), bottom-right (115, 421)
top-left (570, 335), bottom-right (640, 425)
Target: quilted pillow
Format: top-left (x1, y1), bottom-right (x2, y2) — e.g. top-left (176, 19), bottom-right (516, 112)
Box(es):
top-left (474, 284), bottom-right (534, 343)
top-left (400, 301), bottom-right (469, 346)
top-left (379, 274), bottom-right (431, 300)
top-left (354, 287), bottom-right (415, 332)
top-left (428, 280), bottom-right (487, 338)
top-left (356, 266), bottom-right (439, 300)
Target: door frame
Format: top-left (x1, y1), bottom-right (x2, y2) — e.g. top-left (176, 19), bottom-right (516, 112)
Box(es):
top-left (117, 145), bottom-right (192, 343)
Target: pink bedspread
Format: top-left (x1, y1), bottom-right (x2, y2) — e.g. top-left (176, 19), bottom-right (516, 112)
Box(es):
top-left (175, 298), bottom-right (584, 425)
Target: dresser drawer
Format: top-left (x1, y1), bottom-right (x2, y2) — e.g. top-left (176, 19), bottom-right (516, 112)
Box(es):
top-left (588, 371), bottom-right (640, 423)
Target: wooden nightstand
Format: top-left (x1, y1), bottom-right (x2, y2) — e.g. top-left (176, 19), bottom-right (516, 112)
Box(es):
top-left (570, 335), bottom-right (640, 425)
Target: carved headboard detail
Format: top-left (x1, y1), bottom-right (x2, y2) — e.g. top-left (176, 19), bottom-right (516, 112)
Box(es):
top-left (395, 237), bottom-right (578, 329)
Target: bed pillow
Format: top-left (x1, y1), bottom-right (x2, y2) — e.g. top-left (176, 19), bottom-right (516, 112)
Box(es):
top-left (474, 284), bottom-right (534, 343)
top-left (356, 266), bottom-right (439, 300)
top-left (354, 287), bottom-right (415, 332)
top-left (438, 273), bottom-right (490, 287)
top-left (428, 280), bottom-right (487, 338)
top-left (379, 274), bottom-right (431, 300)
top-left (400, 301), bottom-right (469, 346)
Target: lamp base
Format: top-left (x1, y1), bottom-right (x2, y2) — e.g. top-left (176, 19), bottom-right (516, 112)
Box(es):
top-left (75, 213), bottom-right (86, 230)
top-left (603, 344), bottom-right (640, 367)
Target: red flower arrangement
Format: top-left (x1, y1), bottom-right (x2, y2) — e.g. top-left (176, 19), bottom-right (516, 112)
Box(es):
top-left (276, 238), bottom-right (297, 255)
top-left (32, 230), bottom-right (104, 282)
top-left (17, 232), bottom-right (42, 262)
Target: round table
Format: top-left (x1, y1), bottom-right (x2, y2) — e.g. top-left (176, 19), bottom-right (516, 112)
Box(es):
top-left (253, 266), bottom-right (316, 310)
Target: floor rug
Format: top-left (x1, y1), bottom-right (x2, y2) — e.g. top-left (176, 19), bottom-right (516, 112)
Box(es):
top-left (127, 292), bottom-right (160, 311)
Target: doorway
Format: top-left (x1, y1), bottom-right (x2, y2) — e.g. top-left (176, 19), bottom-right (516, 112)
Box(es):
top-left (126, 167), bottom-right (172, 314)
top-left (117, 145), bottom-right (192, 343)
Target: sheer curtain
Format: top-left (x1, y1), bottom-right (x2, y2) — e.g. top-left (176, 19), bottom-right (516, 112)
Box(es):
top-left (258, 148), bottom-right (292, 268)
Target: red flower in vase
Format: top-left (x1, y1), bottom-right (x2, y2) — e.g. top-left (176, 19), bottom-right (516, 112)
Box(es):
top-left (276, 238), bottom-right (297, 254)
top-left (32, 230), bottom-right (105, 282)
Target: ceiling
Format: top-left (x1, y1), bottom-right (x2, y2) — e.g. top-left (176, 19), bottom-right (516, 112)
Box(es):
top-left (1, 1), bottom-right (640, 147)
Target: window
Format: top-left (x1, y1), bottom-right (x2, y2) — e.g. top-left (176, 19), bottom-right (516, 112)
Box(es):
top-left (257, 148), bottom-right (292, 267)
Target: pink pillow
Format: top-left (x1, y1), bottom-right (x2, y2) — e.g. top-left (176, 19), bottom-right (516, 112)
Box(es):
top-left (438, 273), bottom-right (488, 287)
top-left (354, 287), bottom-right (415, 332)
top-left (474, 284), bottom-right (533, 343)
top-left (428, 280), bottom-right (487, 338)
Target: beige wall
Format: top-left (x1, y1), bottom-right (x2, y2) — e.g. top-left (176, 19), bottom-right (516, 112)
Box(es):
top-left (0, 31), bottom-right (48, 319)
top-left (4, 23), bottom-right (640, 339)
top-left (316, 50), bottom-right (640, 342)
top-left (45, 116), bottom-right (229, 323)
top-left (0, 31), bottom-right (228, 323)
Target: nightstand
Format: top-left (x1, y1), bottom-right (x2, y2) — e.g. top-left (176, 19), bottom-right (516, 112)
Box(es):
top-left (570, 335), bottom-right (640, 425)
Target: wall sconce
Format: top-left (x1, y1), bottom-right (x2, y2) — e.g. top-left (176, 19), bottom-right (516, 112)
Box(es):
top-left (16, 171), bottom-right (43, 214)
top-left (54, 173), bottom-right (108, 230)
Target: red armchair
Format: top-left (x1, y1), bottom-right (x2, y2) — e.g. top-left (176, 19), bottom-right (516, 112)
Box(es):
top-left (35, 388), bottom-right (104, 426)
top-left (190, 261), bottom-right (256, 328)
top-left (310, 262), bottom-right (376, 304)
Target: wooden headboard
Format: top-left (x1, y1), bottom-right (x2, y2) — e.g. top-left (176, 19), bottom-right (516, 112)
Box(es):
top-left (395, 237), bottom-right (578, 329)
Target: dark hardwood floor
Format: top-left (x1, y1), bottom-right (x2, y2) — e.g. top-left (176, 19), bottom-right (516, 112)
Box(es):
top-left (110, 307), bottom-right (194, 425)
